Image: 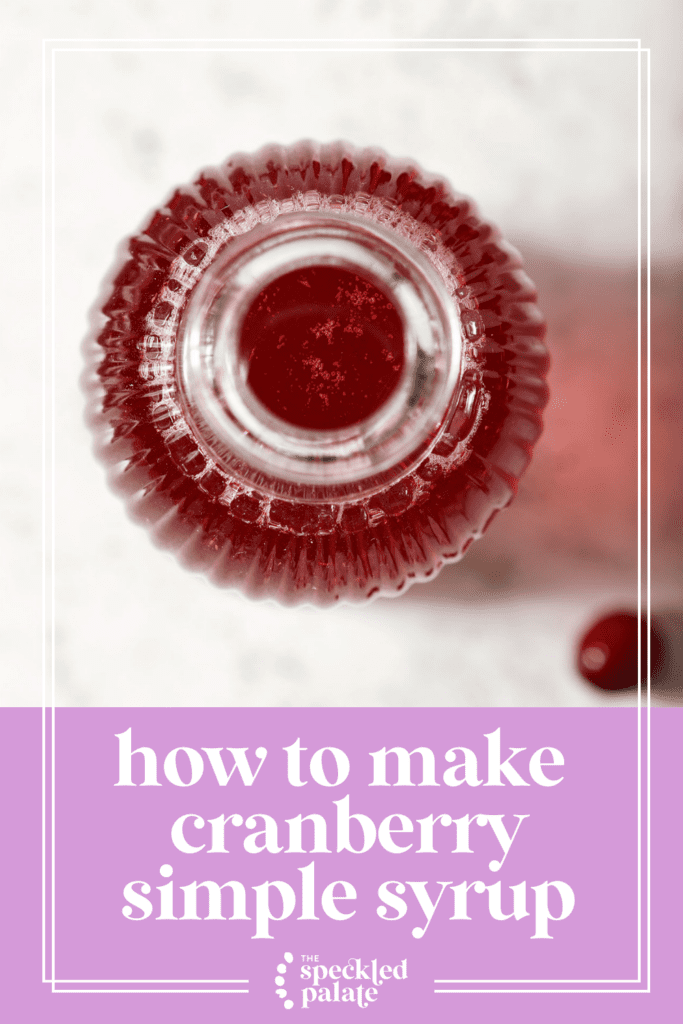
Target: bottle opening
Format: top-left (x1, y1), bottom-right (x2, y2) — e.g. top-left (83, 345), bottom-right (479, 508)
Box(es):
top-left (178, 208), bottom-right (462, 493)
top-left (240, 264), bottom-right (406, 431)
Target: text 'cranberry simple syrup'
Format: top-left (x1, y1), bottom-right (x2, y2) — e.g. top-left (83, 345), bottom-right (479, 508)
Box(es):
top-left (85, 141), bottom-right (549, 605)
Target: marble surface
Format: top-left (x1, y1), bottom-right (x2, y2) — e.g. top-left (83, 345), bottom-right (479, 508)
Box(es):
top-left (1, 1), bottom-right (681, 707)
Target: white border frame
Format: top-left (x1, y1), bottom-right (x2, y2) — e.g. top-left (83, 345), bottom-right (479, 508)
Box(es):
top-left (41, 36), bottom-right (651, 998)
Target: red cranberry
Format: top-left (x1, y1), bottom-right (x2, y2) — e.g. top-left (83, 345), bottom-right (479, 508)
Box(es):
top-left (577, 611), bottom-right (665, 690)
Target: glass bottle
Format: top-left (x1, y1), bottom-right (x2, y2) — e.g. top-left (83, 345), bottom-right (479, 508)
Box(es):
top-left (86, 141), bottom-right (549, 605)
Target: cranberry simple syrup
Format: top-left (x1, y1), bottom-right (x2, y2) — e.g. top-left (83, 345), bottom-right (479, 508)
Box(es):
top-left (86, 141), bottom-right (549, 604)
top-left (241, 264), bottom-right (405, 431)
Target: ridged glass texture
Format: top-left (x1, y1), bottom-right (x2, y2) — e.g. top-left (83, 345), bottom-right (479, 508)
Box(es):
top-left (85, 141), bottom-right (549, 605)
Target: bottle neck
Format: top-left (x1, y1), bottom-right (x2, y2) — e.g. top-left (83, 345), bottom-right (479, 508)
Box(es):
top-left (177, 203), bottom-right (463, 500)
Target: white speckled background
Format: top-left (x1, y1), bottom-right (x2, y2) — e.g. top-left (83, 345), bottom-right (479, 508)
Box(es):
top-left (1, 1), bottom-right (681, 707)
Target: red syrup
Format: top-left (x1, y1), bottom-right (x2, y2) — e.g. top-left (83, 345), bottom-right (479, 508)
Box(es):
top-left (86, 141), bottom-right (549, 605)
top-left (241, 265), bottom-right (405, 431)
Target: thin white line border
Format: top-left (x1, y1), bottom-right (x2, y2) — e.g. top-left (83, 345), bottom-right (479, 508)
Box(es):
top-left (41, 34), bottom-right (651, 999)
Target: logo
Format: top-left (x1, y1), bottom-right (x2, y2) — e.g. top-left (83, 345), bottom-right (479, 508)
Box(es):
top-left (275, 953), bottom-right (408, 1010)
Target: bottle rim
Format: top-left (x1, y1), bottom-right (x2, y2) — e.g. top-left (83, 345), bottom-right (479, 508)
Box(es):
top-left (177, 199), bottom-right (464, 497)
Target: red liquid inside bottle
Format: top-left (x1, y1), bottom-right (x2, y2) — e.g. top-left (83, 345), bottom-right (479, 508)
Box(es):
top-left (241, 264), bottom-right (405, 431)
top-left (86, 141), bottom-right (549, 605)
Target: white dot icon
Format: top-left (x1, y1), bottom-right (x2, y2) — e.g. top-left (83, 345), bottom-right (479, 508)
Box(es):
top-left (275, 953), bottom-right (294, 1009)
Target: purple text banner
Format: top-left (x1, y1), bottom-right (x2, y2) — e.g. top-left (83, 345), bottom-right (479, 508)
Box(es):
top-left (1, 707), bottom-right (681, 1022)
